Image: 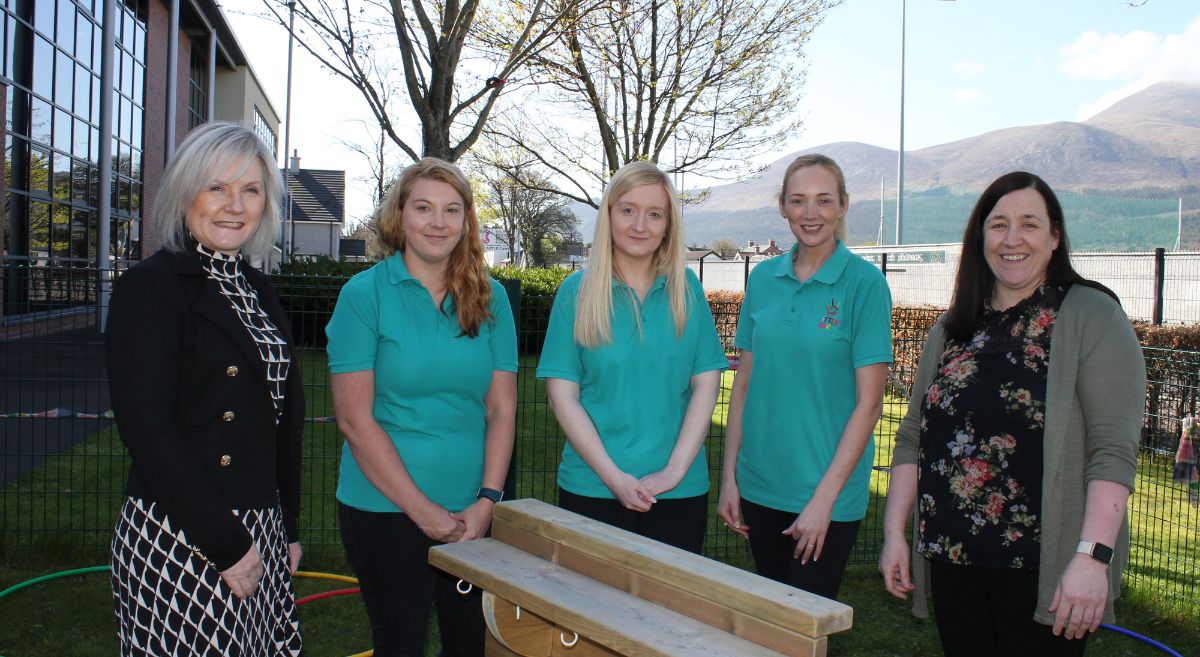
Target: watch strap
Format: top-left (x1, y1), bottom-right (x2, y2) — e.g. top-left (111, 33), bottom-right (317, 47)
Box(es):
top-left (1076, 540), bottom-right (1113, 565)
top-left (477, 487), bottom-right (504, 504)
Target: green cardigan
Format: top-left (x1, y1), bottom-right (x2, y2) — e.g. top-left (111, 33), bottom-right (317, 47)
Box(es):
top-left (892, 284), bottom-right (1145, 625)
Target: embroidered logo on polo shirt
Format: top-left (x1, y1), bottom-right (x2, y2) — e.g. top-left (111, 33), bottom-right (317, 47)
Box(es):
top-left (818, 298), bottom-right (841, 329)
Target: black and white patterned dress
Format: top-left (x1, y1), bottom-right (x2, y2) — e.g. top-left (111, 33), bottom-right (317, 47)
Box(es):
top-left (110, 244), bottom-right (301, 657)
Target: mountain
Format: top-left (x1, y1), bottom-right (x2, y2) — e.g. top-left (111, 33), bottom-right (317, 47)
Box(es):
top-left (614, 80), bottom-right (1200, 250)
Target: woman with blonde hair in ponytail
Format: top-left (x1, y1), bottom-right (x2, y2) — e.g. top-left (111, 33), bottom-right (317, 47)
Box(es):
top-left (537, 161), bottom-right (727, 553)
top-left (325, 157), bottom-right (517, 657)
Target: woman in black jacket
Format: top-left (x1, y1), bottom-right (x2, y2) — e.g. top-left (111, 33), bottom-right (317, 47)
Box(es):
top-left (105, 122), bottom-right (303, 657)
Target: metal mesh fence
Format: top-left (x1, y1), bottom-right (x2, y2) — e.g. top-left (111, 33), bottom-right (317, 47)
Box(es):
top-left (1, 265), bottom-right (1197, 616)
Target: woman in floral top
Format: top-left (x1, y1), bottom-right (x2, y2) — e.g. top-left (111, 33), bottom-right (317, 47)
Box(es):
top-left (879, 172), bottom-right (1145, 657)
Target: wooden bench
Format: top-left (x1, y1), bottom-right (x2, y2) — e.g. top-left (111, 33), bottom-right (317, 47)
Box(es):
top-left (429, 498), bottom-right (852, 657)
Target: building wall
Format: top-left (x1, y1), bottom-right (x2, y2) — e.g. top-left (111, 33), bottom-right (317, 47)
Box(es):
top-left (292, 221), bottom-right (341, 258)
top-left (141, 0), bottom-right (169, 256)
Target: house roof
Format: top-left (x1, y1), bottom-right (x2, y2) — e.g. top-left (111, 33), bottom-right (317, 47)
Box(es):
top-left (285, 169), bottom-right (345, 223)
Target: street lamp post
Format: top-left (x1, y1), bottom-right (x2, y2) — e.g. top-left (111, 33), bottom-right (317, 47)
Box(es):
top-left (282, 0), bottom-right (297, 263)
top-left (896, 0), bottom-right (907, 246)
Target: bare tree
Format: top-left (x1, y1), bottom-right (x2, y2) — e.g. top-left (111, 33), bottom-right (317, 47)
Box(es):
top-left (481, 162), bottom-right (579, 267)
top-left (484, 0), bottom-right (838, 206)
top-left (259, 0), bottom-right (594, 162)
top-left (709, 238), bottom-right (738, 259)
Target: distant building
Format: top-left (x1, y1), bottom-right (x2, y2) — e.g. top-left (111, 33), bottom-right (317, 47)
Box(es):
top-left (737, 239), bottom-right (785, 260)
top-left (284, 166), bottom-right (345, 260)
top-left (686, 247), bottom-right (717, 262)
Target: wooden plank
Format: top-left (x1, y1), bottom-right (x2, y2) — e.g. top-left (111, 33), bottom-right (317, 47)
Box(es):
top-left (484, 592), bottom-right (553, 656)
top-left (493, 522), bottom-right (825, 657)
top-left (491, 499), bottom-right (852, 638)
top-left (430, 539), bottom-right (822, 657)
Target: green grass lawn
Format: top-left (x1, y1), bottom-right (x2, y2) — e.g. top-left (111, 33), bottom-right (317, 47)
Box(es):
top-left (2, 355), bottom-right (1199, 655)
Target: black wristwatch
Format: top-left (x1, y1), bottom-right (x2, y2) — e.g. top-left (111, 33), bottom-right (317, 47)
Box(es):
top-left (476, 487), bottom-right (504, 504)
top-left (1076, 540), bottom-right (1114, 565)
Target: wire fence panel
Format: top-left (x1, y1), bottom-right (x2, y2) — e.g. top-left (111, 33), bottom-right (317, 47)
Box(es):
top-left (0, 264), bottom-right (1197, 616)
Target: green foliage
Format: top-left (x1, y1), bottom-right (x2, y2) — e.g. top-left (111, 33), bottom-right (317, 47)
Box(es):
top-left (277, 256), bottom-right (373, 277)
top-left (490, 265), bottom-right (574, 296)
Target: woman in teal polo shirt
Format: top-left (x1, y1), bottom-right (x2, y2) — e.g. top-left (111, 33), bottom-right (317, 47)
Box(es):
top-left (718, 154), bottom-right (892, 600)
top-left (326, 158), bottom-right (517, 657)
top-left (538, 161), bottom-right (727, 553)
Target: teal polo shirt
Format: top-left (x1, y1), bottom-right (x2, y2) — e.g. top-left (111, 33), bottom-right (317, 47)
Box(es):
top-left (325, 252), bottom-right (518, 513)
top-left (734, 241), bottom-right (892, 520)
top-left (537, 269), bottom-right (727, 499)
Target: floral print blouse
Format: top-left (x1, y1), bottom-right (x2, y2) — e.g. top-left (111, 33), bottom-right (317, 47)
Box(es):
top-left (916, 284), bottom-right (1068, 569)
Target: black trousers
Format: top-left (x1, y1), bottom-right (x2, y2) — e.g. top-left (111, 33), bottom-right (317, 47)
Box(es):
top-left (928, 559), bottom-right (1089, 657)
top-left (558, 488), bottom-right (708, 554)
top-left (741, 499), bottom-right (860, 600)
top-left (338, 503), bottom-right (484, 657)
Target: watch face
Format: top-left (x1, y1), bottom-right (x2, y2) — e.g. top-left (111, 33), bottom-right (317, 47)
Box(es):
top-left (1092, 543), bottom-right (1114, 564)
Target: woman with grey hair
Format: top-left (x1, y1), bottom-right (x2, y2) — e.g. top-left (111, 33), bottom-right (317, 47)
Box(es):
top-left (106, 121), bottom-right (304, 656)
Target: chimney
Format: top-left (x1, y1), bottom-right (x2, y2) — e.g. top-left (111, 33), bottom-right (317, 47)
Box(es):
top-left (747, 240), bottom-right (756, 248)
top-left (768, 239), bottom-right (776, 247)
top-left (289, 149), bottom-right (300, 174)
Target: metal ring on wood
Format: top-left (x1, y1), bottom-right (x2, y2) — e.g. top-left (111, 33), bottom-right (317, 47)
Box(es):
top-left (560, 631), bottom-right (579, 647)
top-left (456, 579), bottom-right (473, 595)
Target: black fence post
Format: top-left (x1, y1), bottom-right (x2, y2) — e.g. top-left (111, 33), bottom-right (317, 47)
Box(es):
top-left (743, 255), bottom-right (751, 289)
top-left (699, 254), bottom-right (705, 283)
top-left (1153, 247), bottom-right (1166, 326)
top-left (881, 252), bottom-right (889, 277)
top-left (500, 278), bottom-right (522, 498)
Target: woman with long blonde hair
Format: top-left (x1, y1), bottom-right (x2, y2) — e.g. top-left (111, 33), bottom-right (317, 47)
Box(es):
top-left (537, 161), bottom-right (726, 553)
top-left (326, 157), bottom-right (518, 657)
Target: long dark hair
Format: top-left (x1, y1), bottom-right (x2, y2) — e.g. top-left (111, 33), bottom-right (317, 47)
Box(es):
top-left (944, 171), bottom-right (1117, 341)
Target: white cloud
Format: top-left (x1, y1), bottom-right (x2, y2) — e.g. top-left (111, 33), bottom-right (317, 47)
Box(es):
top-left (1058, 16), bottom-right (1200, 82)
top-left (953, 59), bottom-right (984, 77)
top-left (953, 88), bottom-right (982, 103)
top-left (1061, 15), bottom-right (1200, 120)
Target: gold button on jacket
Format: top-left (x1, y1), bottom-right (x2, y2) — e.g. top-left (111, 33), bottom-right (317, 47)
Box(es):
top-left (221, 411), bottom-right (235, 422)
top-left (225, 365), bottom-right (238, 377)
top-left (219, 455), bottom-right (232, 467)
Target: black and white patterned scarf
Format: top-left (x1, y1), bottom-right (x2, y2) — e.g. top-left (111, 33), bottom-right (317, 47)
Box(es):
top-left (195, 242), bottom-right (290, 421)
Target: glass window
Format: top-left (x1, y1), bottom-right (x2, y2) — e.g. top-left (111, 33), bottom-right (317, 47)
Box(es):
top-left (33, 35), bottom-right (54, 99)
top-left (52, 204), bottom-right (71, 259)
top-left (34, 0), bottom-right (55, 37)
top-left (121, 96), bottom-right (132, 144)
top-left (134, 22), bottom-right (144, 63)
top-left (6, 135), bottom-right (20, 188)
top-left (71, 209), bottom-right (90, 259)
top-left (122, 10), bottom-right (133, 51)
top-left (132, 61), bottom-right (143, 103)
top-left (72, 158), bottom-right (89, 202)
top-left (89, 125), bottom-right (98, 166)
top-left (76, 11), bottom-right (92, 68)
top-left (55, 49), bottom-right (73, 107)
top-left (30, 146), bottom-right (51, 195)
top-left (130, 182), bottom-right (140, 213)
top-left (5, 87), bottom-right (14, 134)
top-left (31, 96), bottom-right (52, 146)
top-left (73, 117), bottom-right (89, 158)
top-left (131, 105), bottom-right (142, 149)
top-left (119, 177), bottom-right (130, 212)
top-left (6, 17), bottom-right (16, 80)
top-left (90, 74), bottom-right (100, 124)
top-left (121, 50), bottom-right (131, 97)
top-left (74, 61), bottom-right (90, 119)
top-left (130, 148), bottom-right (141, 180)
top-left (30, 201), bottom-right (50, 256)
top-left (53, 152), bottom-right (70, 200)
top-left (53, 107), bottom-right (71, 152)
top-left (93, 23), bottom-right (102, 73)
top-left (57, 0), bottom-right (75, 54)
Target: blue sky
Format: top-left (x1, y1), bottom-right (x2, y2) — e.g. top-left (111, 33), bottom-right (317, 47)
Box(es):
top-left (223, 0), bottom-right (1200, 222)
top-left (796, 0), bottom-right (1200, 153)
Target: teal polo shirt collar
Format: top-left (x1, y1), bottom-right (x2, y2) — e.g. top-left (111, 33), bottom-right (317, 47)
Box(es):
top-left (384, 251), bottom-right (458, 313)
top-left (612, 274), bottom-right (667, 296)
top-left (384, 251), bottom-right (414, 285)
top-left (773, 241), bottom-right (852, 285)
